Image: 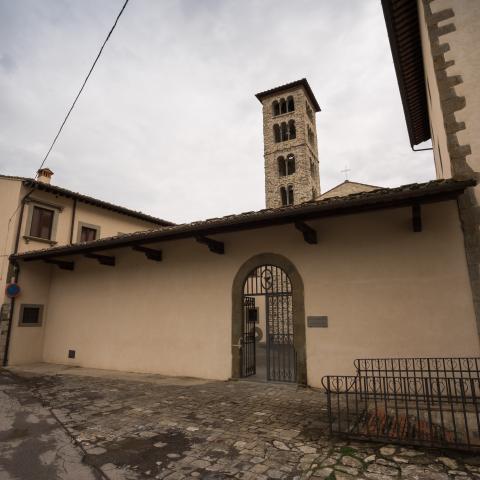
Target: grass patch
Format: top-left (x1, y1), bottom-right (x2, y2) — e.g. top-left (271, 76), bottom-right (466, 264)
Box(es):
top-left (339, 446), bottom-right (357, 457)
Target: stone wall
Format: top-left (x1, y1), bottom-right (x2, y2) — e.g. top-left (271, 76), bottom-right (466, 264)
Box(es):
top-left (260, 85), bottom-right (320, 208)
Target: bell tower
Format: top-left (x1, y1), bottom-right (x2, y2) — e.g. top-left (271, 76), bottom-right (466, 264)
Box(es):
top-left (256, 79), bottom-right (321, 209)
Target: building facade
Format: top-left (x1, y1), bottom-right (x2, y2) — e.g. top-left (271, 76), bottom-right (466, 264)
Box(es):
top-left (3, 70), bottom-right (480, 387)
top-left (382, 0), bottom-right (480, 337)
top-left (5, 179), bottom-right (479, 387)
top-left (0, 170), bottom-right (172, 364)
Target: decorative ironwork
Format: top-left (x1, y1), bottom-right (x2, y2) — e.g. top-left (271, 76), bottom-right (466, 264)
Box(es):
top-left (355, 357), bottom-right (480, 381)
top-left (242, 296), bottom-right (256, 377)
top-left (242, 265), bottom-right (296, 382)
top-left (323, 357), bottom-right (480, 452)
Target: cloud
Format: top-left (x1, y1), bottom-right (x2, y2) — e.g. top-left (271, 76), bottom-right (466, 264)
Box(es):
top-left (0, 0), bottom-right (434, 223)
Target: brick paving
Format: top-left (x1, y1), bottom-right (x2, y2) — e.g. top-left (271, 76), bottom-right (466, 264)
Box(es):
top-left (2, 365), bottom-right (480, 480)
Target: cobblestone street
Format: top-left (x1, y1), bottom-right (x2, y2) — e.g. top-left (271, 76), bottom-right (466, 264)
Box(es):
top-left (1, 365), bottom-right (479, 480)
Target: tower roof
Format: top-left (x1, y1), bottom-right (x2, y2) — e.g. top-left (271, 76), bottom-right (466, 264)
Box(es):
top-left (255, 78), bottom-right (321, 112)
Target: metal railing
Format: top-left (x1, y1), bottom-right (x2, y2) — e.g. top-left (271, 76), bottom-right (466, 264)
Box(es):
top-left (355, 357), bottom-right (480, 381)
top-left (322, 358), bottom-right (480, 452)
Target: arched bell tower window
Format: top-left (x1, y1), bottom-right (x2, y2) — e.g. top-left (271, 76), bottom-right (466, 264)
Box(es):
top-left (280, 185), bottom-right (294, 206)
top-left (280, 98), bottom-right (287, 114)
top-left (307, 125), bottom-right (315, 145)
top-left (278, 156), bottom-right (286, 176)
top-left (273, 124), bottom-right (281, 143)
top-left (288, 120), bottom-right (296, 140)
top-left (286, 154), bottom-right (295, 175)
top-left (272, 100), bottom-right (280, 117)
top-left (287, 96), bottom-right (294, 112)
top-left (278, 154), bottom-right (295, 177)
top-left (274, 121), bottom-right (297, 143)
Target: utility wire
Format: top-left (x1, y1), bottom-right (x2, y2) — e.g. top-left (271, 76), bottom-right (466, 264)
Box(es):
top-left (1, 0), bottom-right (130, 268)
top-left (36, 0), bottom-right (130, 176)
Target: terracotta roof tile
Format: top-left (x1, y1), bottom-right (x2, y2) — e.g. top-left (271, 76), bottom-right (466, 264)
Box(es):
top-left (12, 178), bottom-right (475, 261)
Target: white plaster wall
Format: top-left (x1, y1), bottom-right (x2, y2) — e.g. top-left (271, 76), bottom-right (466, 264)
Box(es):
top-left (8, 201), bottom-right (480, 387)
top-left (417, 0), bottom-right (451, 178)
top-left (8, 261), bottom-right (53, 364)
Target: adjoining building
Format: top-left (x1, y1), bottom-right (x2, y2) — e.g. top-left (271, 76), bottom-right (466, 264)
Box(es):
top-left (0, 170), bottom-right (173, 363)
top-left (382, 0), bottom-right (480, 334)
top-left (3, 70), bottom-right (479, 387)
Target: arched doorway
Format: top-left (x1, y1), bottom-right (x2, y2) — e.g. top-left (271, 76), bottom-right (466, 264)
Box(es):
top-left (231, 253), bottom-right (306, 385)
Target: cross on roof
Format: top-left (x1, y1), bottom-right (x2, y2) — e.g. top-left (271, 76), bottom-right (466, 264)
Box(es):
top-left (341, 166), bottom-right (351, 181)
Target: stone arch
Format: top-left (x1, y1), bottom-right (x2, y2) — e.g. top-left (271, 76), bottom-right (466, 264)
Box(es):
top-left (231, 253), bottom-right (307, 385)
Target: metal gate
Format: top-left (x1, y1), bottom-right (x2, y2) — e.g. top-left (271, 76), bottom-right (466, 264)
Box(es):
top-left (242, 265), bottom-right (296, 382)
top-left (242, 296), bottom-right (257, 377)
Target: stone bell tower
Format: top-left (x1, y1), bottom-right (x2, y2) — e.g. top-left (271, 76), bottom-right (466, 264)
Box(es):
top-left (256, 78), bottom-right (321, 209)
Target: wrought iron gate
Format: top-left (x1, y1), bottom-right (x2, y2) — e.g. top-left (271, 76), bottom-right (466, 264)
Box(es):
top-left (242, 296), bottom-right (256, 377)
top-left (242, 265), bottom-right (296, 382)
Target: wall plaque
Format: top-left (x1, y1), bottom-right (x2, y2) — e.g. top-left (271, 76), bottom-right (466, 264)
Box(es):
top-left (307, 316), bottom-right (328, 328)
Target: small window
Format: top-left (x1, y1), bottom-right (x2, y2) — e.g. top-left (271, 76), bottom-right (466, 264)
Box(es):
top-left (19, 304), bottom-right (43, 327)
top-left (273, 124), bottom-right (281, 143)
top-left (80, 226), bottom-right (97, 242)
top-left (288, 120), bottom-right (296, 140)
top-left (286, 154), bottom-right (295, 175)
top-left (278, 156), bottom-right (286, 176)
top-left (287, 185), bottom-right (294, 205)
top-left (280, 122), bottom-right (289, 141)
top-left (280, 98), bottom-right (287, 114)
top-left (287, 96), bottom-right (294, 112)
top-left (30, 206), bottom-right (54, 240)
top-left (77, 222), bottom-right (100, 243)
top-left (280, 186), bottom-right (294, 206)
top-left (308, 125), bottom-right (315, 145)
top-left (306, 101), bottom-right (314, 122)
top-left (272, 101), bottom-right (280, 116)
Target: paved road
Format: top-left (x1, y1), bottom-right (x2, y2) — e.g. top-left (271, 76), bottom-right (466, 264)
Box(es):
top-left (0, 369), bottom-right (101, 480)
top-left (1, 364), bottom-right (480, 479)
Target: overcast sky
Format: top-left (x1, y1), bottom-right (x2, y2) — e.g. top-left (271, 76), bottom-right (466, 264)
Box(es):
top-left (0, 0), bottom-right (434, 223)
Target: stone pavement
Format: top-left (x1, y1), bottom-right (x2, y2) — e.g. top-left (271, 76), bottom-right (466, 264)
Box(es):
top-left (1, 364), bottom-right (480, 480)
top-left (0, 369), bottom-right (100, 480)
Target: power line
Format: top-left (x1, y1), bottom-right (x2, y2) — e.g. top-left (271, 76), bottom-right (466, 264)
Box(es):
top-left (1, 0), bottom-right (131, 264)
top-left (36, 0), bottom-right (130, 176)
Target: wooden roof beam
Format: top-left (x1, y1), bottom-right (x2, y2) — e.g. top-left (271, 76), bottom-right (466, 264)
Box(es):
top-left (84, 253), bottom-right (115, 266)
top-left (196, 236), bottom-right (225, 254)
top-left (294, 221), bottom-right (318, 244)
top-left (132, 245), bottom-right (163, 262)
top-left (44, 259), bottom-right (74, 271)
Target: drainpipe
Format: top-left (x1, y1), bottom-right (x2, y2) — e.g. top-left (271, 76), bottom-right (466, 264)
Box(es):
top-left (69, 198), bottom-right (77, 244)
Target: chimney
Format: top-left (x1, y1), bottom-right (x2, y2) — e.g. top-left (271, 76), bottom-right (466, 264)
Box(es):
top-left (37, 168), bottom-right (54, 184)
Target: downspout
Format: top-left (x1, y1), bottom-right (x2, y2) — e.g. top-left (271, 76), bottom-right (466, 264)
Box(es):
top-left (3, 188), bottom-right (32, 366)
top-left (69, 198), bottom-right (77, 244)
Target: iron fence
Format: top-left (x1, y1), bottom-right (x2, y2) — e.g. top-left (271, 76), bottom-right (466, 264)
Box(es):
top-left (355, 357), bottom-right (480, 381)
top-left (322, 360), bottom-right (480, 452)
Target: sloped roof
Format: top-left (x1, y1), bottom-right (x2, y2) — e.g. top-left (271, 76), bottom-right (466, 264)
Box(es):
top-left (320, 180), bottom-right (382, 200)
top-left (381, 0), bottom-right (430, 147)
top-left (12, 178), bottom-right (474, 261)
top-left (255, 78), bottom-right (321, 112)
top-left (0, 174), bottom-right (173, 226)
